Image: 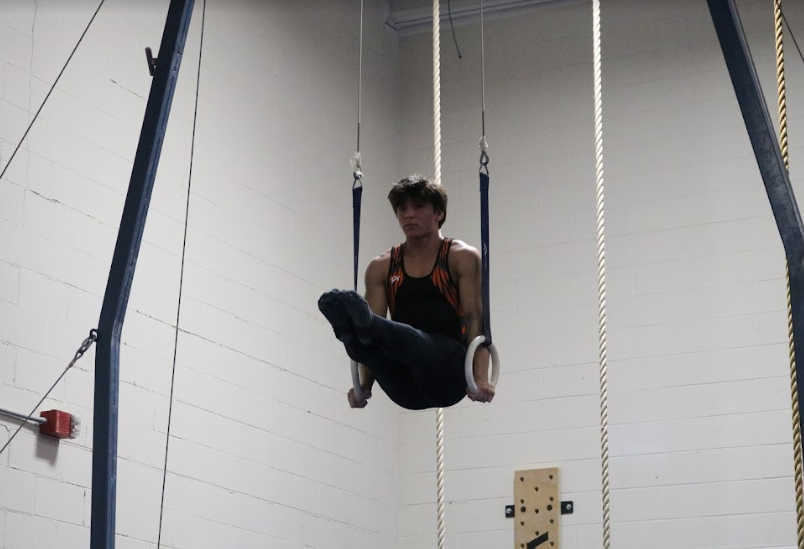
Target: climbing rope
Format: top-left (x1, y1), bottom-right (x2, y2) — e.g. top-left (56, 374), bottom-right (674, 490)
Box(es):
top-left (775, 1), bottom-right (804, 546)
top-left (592, 1), bottom-right (611, 548)
top-left (431, 0), bottom-right (446, 547)
top-left (433, 0), bottom-right (443, 189)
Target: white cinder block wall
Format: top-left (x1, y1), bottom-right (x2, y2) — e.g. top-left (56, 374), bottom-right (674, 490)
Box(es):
top-left (5, 0), bottom-right (804, 548)
top-left (396, 0), bottom-right (804, 548)
top-left (0, 0), bottom-right (401, 548)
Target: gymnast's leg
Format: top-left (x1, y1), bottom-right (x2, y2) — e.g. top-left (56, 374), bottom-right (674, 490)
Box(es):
top-left (321, 290), bottom-right (467, 407)
top-left (318, 290), bottom-right (430, 409)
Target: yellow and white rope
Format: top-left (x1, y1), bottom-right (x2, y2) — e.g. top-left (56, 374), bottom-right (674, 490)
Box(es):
top-left (592, 1), bottom-right (611, 547)
top-left (432, 2), bottom-right (446, 549)
top-left (775, 1), bottom-right (804, 546)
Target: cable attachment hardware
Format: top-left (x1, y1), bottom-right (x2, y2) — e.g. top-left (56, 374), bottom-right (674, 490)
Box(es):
top-left (73, 329), bottom-right (98, 365)
top-left (0, 327), bottom-right (99, 458)
top-left (351, 152), bottom-right (363, 188)
top-left (145, 47), bottom-right (157, 76)
top-left (479, 136), bottom-right (489, 170)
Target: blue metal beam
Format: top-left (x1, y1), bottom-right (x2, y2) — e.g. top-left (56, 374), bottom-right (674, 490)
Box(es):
top-left (707, 0), bottom-right (804, 268)
top-left (91, 1), bottom-right (195, 547)
top-left (706, 0), bottom-right (804, 439)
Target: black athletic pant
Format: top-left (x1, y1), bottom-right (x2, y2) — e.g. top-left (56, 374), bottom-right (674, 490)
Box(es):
top-left (345, 315), bottom-right (468, 410)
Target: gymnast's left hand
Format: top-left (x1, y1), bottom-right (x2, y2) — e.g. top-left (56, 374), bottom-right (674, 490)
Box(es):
top-left (467, 379), bottom-right (495, 403)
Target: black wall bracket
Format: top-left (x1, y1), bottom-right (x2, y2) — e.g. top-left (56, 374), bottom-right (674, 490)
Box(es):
top-left (145, 47), bottom-right (157, 76)
top-left (505, 502), bottom-right (574, 517)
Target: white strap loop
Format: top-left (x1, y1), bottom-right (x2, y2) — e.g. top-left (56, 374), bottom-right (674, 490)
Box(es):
top-left (351, 151), bottom-right (363, 180)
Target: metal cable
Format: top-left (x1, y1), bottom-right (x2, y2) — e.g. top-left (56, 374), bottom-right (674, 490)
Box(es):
top-left (351, 0), bottom-right (365, 182)
top-left (447, 0), bottom-right (463, 58)
top-left (592, 1), bottom-right (611, 547)
top-left (433, 0), bottom-right (443, 189)
top-left (775, 2), bottom-right (804, 546)
top-left (480, 0), bottom-right (486, 141)
top-left (777, 0), bottom-right (804, 67)
top-left (157, 0), bottom-right (206, 545)
top-left (0, 0), bottom-right (106, 182)
top-left (0, 330), bottom-right (97, 457)
top-left (479, 0), bottom-right (489, 168)
top-left (357, 0), bottom-right (364, 156)
top-left (350, 0), bottom-right (366, 398)
top-left (353, 0), bottom-right (364, 174)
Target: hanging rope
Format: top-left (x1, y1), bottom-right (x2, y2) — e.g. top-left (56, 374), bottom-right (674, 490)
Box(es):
top-left (0, 0), bottom-right (106, 182)
top-left (478, 0), bottom-right (492, 352)
top-left (775, 1), bottom-right (804, 547)
top-left (353, 0), bottom-right (364, 301)
top-left (431, 0), bottom-right (443, 189)
top-left (157, 0), bottom-right (206, 545)
top-left (592, 1), bottom-right (611, 548)
top-left (431, 1), bottom-right (446, 548)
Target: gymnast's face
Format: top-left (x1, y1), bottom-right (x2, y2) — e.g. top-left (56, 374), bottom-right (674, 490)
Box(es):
top-left (396, 197), bottom-right (444, 238)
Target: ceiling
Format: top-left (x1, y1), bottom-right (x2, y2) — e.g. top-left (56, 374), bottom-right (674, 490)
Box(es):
top-left (390, 0), bottom-right (473, 9)
top-left (389, 0), bottom-right (430, 9)
top-left (387, 0), bottom-right (570, 33)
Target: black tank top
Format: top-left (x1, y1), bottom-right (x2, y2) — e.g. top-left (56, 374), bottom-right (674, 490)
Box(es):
top-left (386, 238), bottom-right (465, 342)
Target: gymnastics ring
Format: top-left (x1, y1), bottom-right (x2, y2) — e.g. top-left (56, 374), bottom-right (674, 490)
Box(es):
top-left (464, 335), bottom-right (500, 394)
top-left (351, 359), bottom-right (363, 399)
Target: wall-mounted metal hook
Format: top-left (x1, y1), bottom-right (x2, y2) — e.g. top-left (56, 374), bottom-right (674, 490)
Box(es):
top-left (145, 47), bottom-right (157, 76)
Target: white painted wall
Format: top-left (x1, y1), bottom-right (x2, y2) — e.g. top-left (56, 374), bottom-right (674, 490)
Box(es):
top-left (5, 0), bottom-right (804, 548)
top-left (396, 0), bottom-right (804, 548)
top-left (0, 0), bottom-right (401, 547)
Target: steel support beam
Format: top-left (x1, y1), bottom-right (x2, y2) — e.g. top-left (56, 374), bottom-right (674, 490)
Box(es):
top-left (706, 0), bottom-right (804, 437)
top-left (91, 1), bottom-right (195, 547)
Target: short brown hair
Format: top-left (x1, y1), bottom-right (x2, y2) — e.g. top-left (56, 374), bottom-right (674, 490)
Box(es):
top-left (387, 175), bottom-right (448, 228)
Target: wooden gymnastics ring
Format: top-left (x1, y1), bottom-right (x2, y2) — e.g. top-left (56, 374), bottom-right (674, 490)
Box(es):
top-left (464, 335), bottom-right (500, 394)
top-left (351, 359), bottom-right (363, 399)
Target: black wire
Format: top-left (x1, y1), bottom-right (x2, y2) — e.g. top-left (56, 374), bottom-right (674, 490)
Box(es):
top-left (357, 0), bottom-right (364, 154)
top-left (0, 0), bottom-right (106, 182)
top-left (0, 330), bottom-right (96, 457)
top-left (156, 0), bottom-right (206, 545)
top-left (447, 0), bottom-right (462, 59)
top-left (778, 0), bottom-right (804, 67)
top-left (0, 370), bottom-right (67, 456)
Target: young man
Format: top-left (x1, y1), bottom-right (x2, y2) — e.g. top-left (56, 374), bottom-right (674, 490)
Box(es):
top-left (318, 175), bottom-right (495, 410)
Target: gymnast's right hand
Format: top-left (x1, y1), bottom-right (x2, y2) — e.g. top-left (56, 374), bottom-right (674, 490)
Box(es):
top-left (348, 387), bottom-right (371, 408)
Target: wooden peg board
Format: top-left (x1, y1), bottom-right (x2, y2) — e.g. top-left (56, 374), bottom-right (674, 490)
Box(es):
top-left (513, 468), bottom-right (561, 549)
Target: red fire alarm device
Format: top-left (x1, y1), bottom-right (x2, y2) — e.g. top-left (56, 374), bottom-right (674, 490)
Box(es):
top-left (39, 410), bottom-right (81, 439)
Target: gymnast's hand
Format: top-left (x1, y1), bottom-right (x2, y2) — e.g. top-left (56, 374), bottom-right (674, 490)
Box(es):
top-left (468, 379), bottom-right (495, 403)
top-left (348, 387), bottom-right (371, 408)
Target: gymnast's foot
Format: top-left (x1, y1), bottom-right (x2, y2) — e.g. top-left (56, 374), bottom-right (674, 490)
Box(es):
top-left (340, 290), bottom-right (375, 344)
top-left (318, 290), bottom-right (355, 343)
